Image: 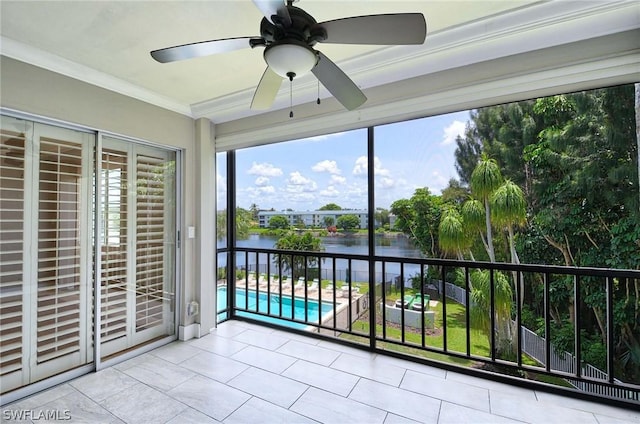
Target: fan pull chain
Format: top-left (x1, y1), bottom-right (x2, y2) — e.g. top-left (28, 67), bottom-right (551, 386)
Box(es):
top-left (317, 80), bottom-right (321, 105)
top-left (287, 72), bottom-right (295, 118)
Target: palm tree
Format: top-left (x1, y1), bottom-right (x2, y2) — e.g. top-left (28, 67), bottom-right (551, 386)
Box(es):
top-left (491, 180), bottom-right (526, 264)
top-left (470, 155), bottom-right (503, 261)
top-left (438, 208), bottom-right (467, 260)
top-left (491, 179), bottom-right (527, 308)
top-left (461, 198), bottom-right (485, 260)
top-left (466, 269), bottom-right (515, 357)
top-left (273, 232), bottom-right (323, 280)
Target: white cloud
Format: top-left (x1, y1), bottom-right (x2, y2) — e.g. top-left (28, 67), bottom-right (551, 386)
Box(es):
top-left (353, 156), bottom-right (391, 177)
top-left (255, 176), bottom-right (269, 186)
top-left (341, 183), bottom-right (367, 207)
top-left (287, 171), bottom-right (317, 193)
top-left (352, 156), bottom-right (367, 176)
top-left (320, 186), bottom-right (340, 197)
top-left (312, 160), bottom-right (341, 174)
top-left (259, 185), bottom-right (276, 194)
top-left (288, 192), bottom-right (316, 203)
top-left (247, 162), bottom-right (283, 177)
top-left (379, 177), bottom-right (395, 188)
top-left (288, 171), bottom-right (311, 185)
top-left (441, 120), bottom-right (466, 146)
top-left (330, 175), bottom-right (347, 185)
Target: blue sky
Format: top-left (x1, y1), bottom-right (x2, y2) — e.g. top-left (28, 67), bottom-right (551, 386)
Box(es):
top-left (219, 110), bottom-right (470, 211)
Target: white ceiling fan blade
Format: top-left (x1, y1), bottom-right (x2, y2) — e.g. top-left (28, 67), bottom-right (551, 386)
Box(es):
top-left (312, 51), bottom-right (366, 111)
top-left (251, 66), bottom-right (283, 109)
top-left (252, 0), bottom-right (291, 26)
top-left (318, 13), bottom-right (426, 45)
top-left (151, 37), bottom-right (258, 63)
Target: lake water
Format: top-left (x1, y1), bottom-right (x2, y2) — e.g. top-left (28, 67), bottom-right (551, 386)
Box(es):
top-left (219, 233), bottom-right (425, 284)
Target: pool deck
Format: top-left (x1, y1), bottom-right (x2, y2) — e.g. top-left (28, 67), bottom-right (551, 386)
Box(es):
top-left (229, 278), bottom-right (362, 302)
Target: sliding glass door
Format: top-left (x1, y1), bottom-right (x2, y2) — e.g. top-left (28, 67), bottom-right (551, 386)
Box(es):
top-left (99, 137), bottom-right (176, 360)
top-left (1, 116), bottom-right (178, 396)
top-left (1, 116), bottom-right (93, 392)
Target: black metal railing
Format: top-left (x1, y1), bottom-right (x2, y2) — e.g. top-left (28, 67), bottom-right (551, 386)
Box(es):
top-left (216, 246), bottom-right (640, 407)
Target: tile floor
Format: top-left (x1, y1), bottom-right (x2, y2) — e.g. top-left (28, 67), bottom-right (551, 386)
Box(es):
top-left (2, 320), bottom-right (638, 424)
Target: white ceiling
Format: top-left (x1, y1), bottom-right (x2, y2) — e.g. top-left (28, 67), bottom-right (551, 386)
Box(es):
top-left (1, 1), bottom-right (638, 126)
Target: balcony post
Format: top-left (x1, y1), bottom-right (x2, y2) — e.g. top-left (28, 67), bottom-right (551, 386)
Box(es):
top-left (227, 150), bottom-right (236, 319)
top-left (367, 126), bottom-right (376, 350)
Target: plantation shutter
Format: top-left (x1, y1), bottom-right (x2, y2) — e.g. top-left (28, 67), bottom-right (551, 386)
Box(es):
top-left (0, 125), bottom-right (27, 392)
top-left (135, 154), bottom-right (168, 333)
top-left (36, 137), bottom-right (84, 366)
top-left (100, 149), bottom-right (129, 353)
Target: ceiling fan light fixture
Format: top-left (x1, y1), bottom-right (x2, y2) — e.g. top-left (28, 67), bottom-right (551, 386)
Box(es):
top-left (264, 41), bottom-right (317, 79)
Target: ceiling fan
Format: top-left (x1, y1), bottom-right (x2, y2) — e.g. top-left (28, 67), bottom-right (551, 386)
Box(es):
top-left (151, 0), bottom-right (427, 112)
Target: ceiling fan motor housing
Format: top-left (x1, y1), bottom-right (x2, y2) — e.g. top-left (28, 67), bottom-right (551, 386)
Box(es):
top-left (259, 5), bottom-right (327, 46)
top-left (260, 5), bottom-right (327, 79)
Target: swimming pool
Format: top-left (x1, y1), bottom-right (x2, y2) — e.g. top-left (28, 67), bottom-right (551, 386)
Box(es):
top-left (217, 287), bottom-right (335, 330)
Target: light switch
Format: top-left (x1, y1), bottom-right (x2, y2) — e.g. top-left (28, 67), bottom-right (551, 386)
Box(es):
top-left (188, 226), bottom-right (196, 239)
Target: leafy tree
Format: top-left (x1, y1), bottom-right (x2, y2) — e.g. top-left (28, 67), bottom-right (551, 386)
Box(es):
top-left (216, 208), bottom-right (251, 240)
top-left (454, 132), bottom-right (481, 185)
top-left (322, 216), bottom-right (335, 227)
top-left (390, 188), bottom-right (443, 257)
top-left (336, 214), bottom-right (361, 231)
top-left (454, 85), bottom-right (639, 382)
top-left (268, 215), bottom-right (290, 230)
top-left (524, 87), bottom-right (639, 382)
top-left (441, 178), bottom-right (469, 206)
top-left (216, 210), bottom-right (226, 240)
top-left (455, 101), bottom-right (541, 201)
top-left (374, 207), bottom-right (390, 228)
top-left (273, 232), bottom-right (324, 280)
top-left (319, 203), bottom-right (342, 210)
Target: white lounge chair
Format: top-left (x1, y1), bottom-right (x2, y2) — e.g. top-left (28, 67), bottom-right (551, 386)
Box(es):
top-left (308, 279), bottom-right (319, 291)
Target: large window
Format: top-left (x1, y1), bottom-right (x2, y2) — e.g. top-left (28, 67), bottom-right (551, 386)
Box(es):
top-left (219, 83), bottom-right (639, 392)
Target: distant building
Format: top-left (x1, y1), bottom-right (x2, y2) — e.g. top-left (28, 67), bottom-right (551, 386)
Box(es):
top-left (258, 209), bottom-right (369, 229)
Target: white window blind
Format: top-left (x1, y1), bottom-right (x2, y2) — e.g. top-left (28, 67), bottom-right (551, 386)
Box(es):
top-left (135, 154), bottom-right (167, 332)
top-left (0, 128), bottom-right (26, 384)
top-left (36, 137), bottom-right (83, 364)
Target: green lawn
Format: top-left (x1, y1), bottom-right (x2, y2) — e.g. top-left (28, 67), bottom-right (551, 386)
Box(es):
top-left (342, 290), bottom-right (571, 387)
top-left (342, 293), bottom-right (489, 366)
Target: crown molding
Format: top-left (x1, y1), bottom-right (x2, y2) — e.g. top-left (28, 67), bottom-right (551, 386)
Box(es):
top-left (196, 0), bottom-right (639, 123)
top-left (0, 36), bottom-right (193, 117)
